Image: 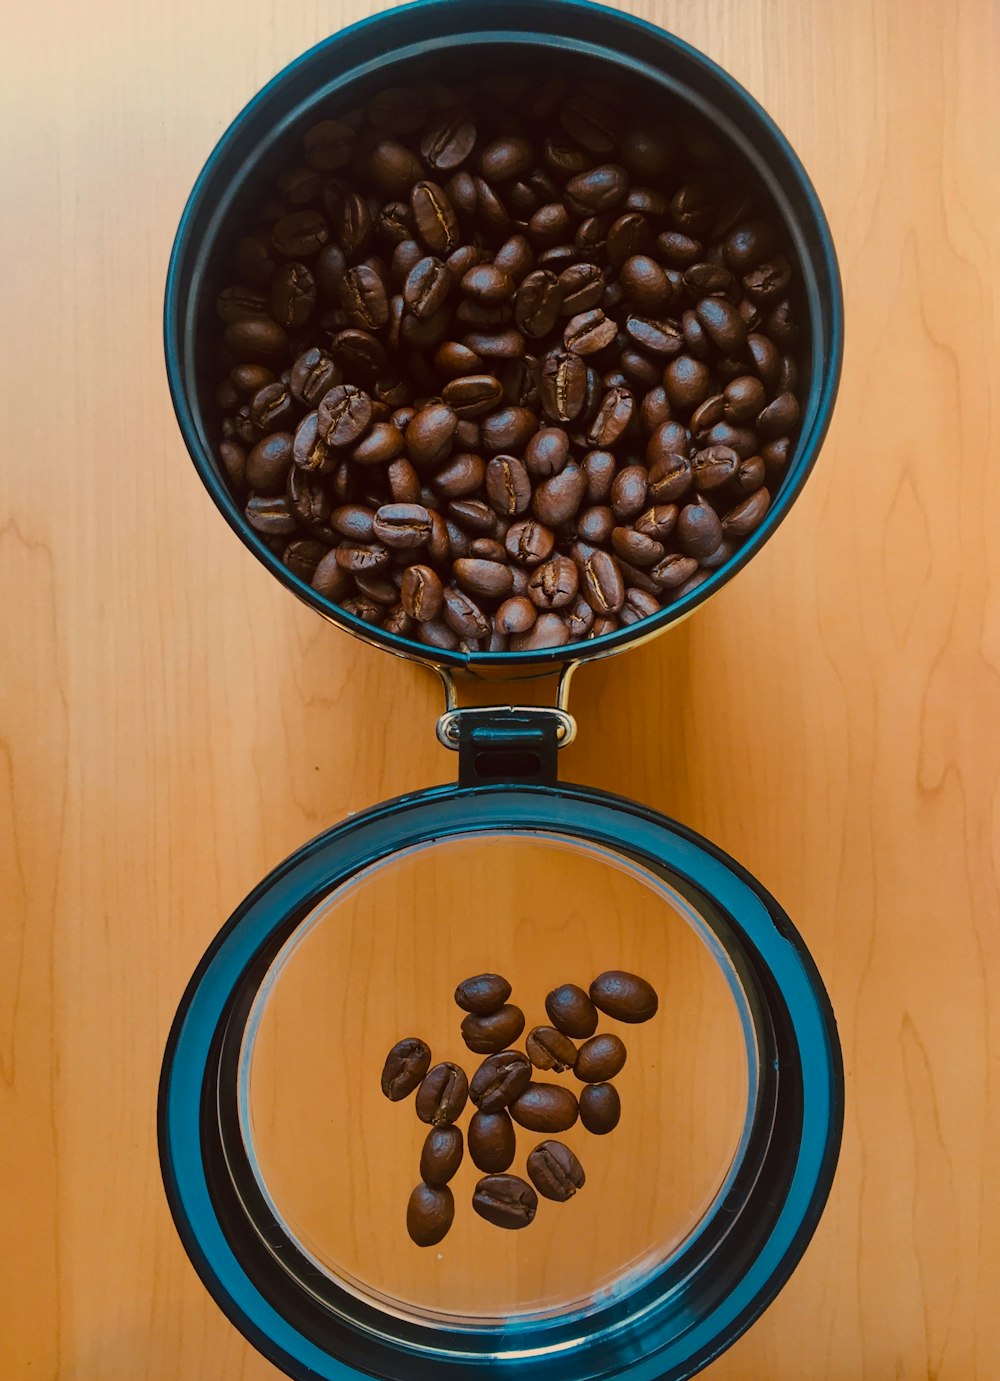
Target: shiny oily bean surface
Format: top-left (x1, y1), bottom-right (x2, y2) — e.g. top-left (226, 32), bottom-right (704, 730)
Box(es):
top-left (380, 1037), bottom-right (431, 1101)
top-left (526, 1140), bottom-right (586, 1202)
top-left (453, 972), bottom-right (512, 1014)
top-left (526, 1025), bottom-right (578, 1073)
top-left (467, 1110), bottom-right (516, 1173)
top-left (590, 969), bottom-right (660, 1023)
top-left (415, 1062), bottom-right (469, 1126)
top-left (472, 1174), bottom-right (538, 1230)
top-left (545, 982), bottom-right (599, 1038)
top-left (575, 1033), bottom-right (628, 1082)
top-left (510, 1082), bottom-right (579, 1133)
top-left (419, 1126), bottom-right (464, 1187)
top-left (469, 1050), bottom-right (532, 1113)
top-left (214, 73), bottom-right (803, 649)
top-left (461, 1003), bottom-right (525, 1054)
top-left (579, 1082), bottom-right (622, 1134)
top-left (406, 1183), bottom-right (454, 1247)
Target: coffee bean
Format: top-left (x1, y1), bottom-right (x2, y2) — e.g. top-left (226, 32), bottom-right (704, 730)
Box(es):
top-left (579, 1082), bottom-right (621, 1134)
top-left (582, 550), bottom-right (626, 615)
top-left (270, 262), bottom-right (316, 328)
top-left (722, 486), bottom-right (771, 536)
top-left (472, 1174), bottom-right (538, 1230)
top-left (468, 1110), bottom-right (516, 1173)
top-left (564, 164), bottom-right (629, 215)
top-left (620, 255), bottom-right (671, 312)
top-left (380, 1037), bottom-right (431, 1100)
top-left (677, 498), bottom-right (723, 558)
top-left (692, 444), bottom-right (740, 490)
top-left (587, 386), bottom-right (634, 447)
top-left (452, 557), bottom-right (514, 600)
top-left (575, 1032), bottom-right (628, 1082)
top-left (514, 269), bottom-right (564, 338)
top-left (400, 564), bottom-right (444, 621)
top-left (246, 495), bottom-right (296, 535)
top-left (407, 1183), bottom-right (454, 1246)
top-left (758, 390), bottom-right (800, 437)
top-left (455, 972), bottom-right (516, 1016)
top-left (509, 612), bottom-right (570, 650)
top-left (564, 309), bottom-right (617, 355)
top-left (415, 1062), bottom-right (469, 1126)
top-left (433, 452), bottom-right (486, 497)
top-left (469, 1050), bottom-right (532, 1112)
top-left (590, 969), bottom-right (659, 1022)
top-left (317, 384), bottom-right (372, 446)
top-left (404, 256), bottom-right (451, 318)
top-left (373, 503), bottom-right (432, 549)
top-left (510, 1082), bottom-right (579, 1133)
top-left (526, 1025), bottom-right (578, 1073)
top-left (421, 113), bottom-right (477, 172)
top-left (303, 119), bottom-right (355, 172)
top-left (246, 433), bottom-right (293, 494)
top-left (533, 461), bottom-right (586, 526)
top-left (442, 374), bottom-right (505, 420)
top-left (407, 402), bottom-right (458, 467)
top-left (461, 1003), bottom-right (525, 1055)
top-left (544, 983), bottom-right (599, 1038)
top-left (411, 180), bottom-right (460, 255)
top-left (577, 504), bottom-right (614, 544)
top-left (419, 1126), bottom-right (464, 1187)
top-left (443, 586), bottom-right (489, 639)
top-left (271, 209), bottom-right (328, 258)
top-left (526, 1140), bottom-right (586, 1202)
top-left (528, 554), bottom-right (579, 609)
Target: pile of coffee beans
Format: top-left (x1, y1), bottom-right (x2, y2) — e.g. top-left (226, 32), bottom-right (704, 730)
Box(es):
top-left (213, 70), bottom-right (802, 651)
top-left (380, 968), bottom-right (658, 1245)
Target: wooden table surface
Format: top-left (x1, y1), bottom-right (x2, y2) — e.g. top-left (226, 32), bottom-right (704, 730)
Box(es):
top-left (3, 0), bottom-right (999, 1376)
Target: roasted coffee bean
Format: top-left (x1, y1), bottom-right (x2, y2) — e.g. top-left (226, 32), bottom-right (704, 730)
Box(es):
top-left (400, 564), bottom-right (444, 621)
top-left (335, 541), bottom-right (390, 574)
top-left (676, 498), bottom-right (722, 557)
top-left (587, 386), bottom-right (634, 447)
top-left (582, 549), bottom-right (626, 615)
top-left (724, 220), bottom-right (777, 272)
top-left (461, 1003), bottom-right (525, 1055)
top-left (526, 1025), bottom-right (577, 1073)
top-left (331, 504), bottom-right (375, 542)
top-left (420, 1126), bottom-right (464, 1187)
top-left (272, 209), bottom-right (328, 258)
top-left (557, 263), bottom-right (605, 315)
top-left (545, 983), bottom-right (599, 1038)
top-left (407, 402), bottom-right (458, 467)
top-left (510, 1082), bottom-right (579, 1133)
top-left (246, 495), bottom-right (296, 535)
top-left (270, 262), bottom-right (316, 328)
top-left (575, 1032), bottom-right (628, 1082)
top-left (352, 421), bottom-right (405, 467)
top-left (434, 452), bottom-right (486, 497)
top-left (757, 390), bottom-right (800, 437)
top-left (579, 1081), bottom-right (621, 1134)
top-left (421, 113), bottom-right (477, 172)
top-left (373, 503), bottom-right (433, 549)
top-left (380, 1037), bottom-right (432, 1100)
top-left (443, 374), bottom-right (505, 420)
top-left (289, 348), bottom-right (340, 406)
top-left (625, 316), bottom-right (684, 357)
top-left (407, 1183), bottom-right (454, 1247)
top-left (411, 180), bottom-right (460, 254)
top-left (528, 555), bottom-right (579, 610)
top-left (311, 549), bottom-right (351, 600)
top-left (443, 586), bottom-right (490, 638)
top-left (533, 461), bottom-right (586, 526)
top-left (722, 486), bottom-right (770, 536)
top-left (249, 381), bottom-right (294, 434)
top-left (692, 444), bottom-right (740, 490)
top-left (611, 527), bottom-right (663, 567)
top-left (635, 504), bottom-right (678, 542)
top-left (224, 315), bottom-right (289, 361)
top-left (453, 557), bottom-right (514, 600)
top-left (404, 256), bottom-right (452, 318)
top-left (564, 308), bottom-right (617, 356)
top-left (246, 433), bottom-right (293, 494)
top-left (469, 1050), bottom-right (532, 1112)
top-left (282, 539), bottom-right (327, 582)
top-left (454, 972), bottom-right (512, 1014)
top-left (664, 355), bottom-right (711, 412)
top-left (303, 119), bottom-right (355, 172)
top-left (328, 327), bottom-right (387, 376)
top-left (415, 1062), bottom-right (469, 1126)
top-left (318, 384), bottom-right (372, 446)
top-left (472, 1174), bottom-right (538, 1230)
top-left (509, 612), bottom-right (570, 650)
top-left (564, 163), bottom-right (629, 215)
top-left (526, 1140), bottom-right (586, 1202)
top-left (495, 596), bottom-right (537, 634)
top-left (577, 504), bottom-right (615, 544)
top-left (216, 284), bottom-right (269, 324)
top-left (505, 519), bottom-right (554, 566)
top-left (483, 454), bottom-right (531, 517)
top-left (468, 1110), bottom-right (516, 1173)
top-left (620, 255), bottom-right (671, 312)
top-left (539, 350), bottom-right (586, 423)
top-left (610, 465), bottom-right (648, 521)
top-left (590, 969), bottom-right (659, 1022)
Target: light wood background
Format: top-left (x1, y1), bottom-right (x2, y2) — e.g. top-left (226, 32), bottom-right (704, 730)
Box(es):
top-left (2, 0), bottom-right (998, 1376)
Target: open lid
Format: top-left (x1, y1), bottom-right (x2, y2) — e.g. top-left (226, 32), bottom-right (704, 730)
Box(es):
top-left (159, 767), bottom-right (842, 1381)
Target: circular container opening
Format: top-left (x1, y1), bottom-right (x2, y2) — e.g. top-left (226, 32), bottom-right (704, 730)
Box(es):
top-left (165, 0), bottom-right (843, 672)
top-left (240, 831), bottom-right (753, 1330)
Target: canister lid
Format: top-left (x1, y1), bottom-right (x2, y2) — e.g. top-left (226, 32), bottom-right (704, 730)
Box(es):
top-left (159, 781), bottom-right (842, 1381)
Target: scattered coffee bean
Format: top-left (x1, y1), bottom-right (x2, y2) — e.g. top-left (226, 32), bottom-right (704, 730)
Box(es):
top-left (214, 75), bottom-right (802, 647)
top-left (419, 1126), bottom-right (464, 1187)
top-left (579, 1082), bottom-right (622, 1135)
top-left (510, 1081), bottom-right (579, 1133)
top-left (469, 1050), bottom-right (533, 1112)
top-left (454, 972), bottom-right (513, 1014)
top-left (415, 1061), bottom-right (469, 1126)
top-left (380, 1037), bottom-right (432, 1101)
top-left (545, 983), bottom-right (599, 1038)
top-left (468, 1109), bottom-right (516, 1173)
top-left (525, 1025), bottom-right (578, 1073)
top-left (526, 1140), bottom-right (586, 1201)
top-left (461, 1003), bottom-right (526, 1054)
top-left (407, 1182), bottom-right (454, 1246)
top-left (472, 1174), bottom-right (538, 1230)
top-left (575, 1032), bottom-right (628, 1082)
top-left (590, 970), bottom-right (659, 1023)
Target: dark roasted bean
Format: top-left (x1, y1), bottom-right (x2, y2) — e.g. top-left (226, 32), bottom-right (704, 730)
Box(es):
top-left (579, 1082), bottom-right (621, 1134)
top-left (509, 612), bottom-right (570, 650)
top-left (485, 454), bottom-right (532, 515)
top-left (246, 433), bottom-right (293, 494)
top-left (590, 969), bottom-right (659, 1022)
top-left (461, 1004), bottom-right (526, 1055)
top-left (545, 983), bottom-right (599, 1038)
top-left (469, 1050), bottom-right (532, 1112)
top-left (415, 1062), bottom-right (469, 1126)
top-left (510, 1082), bottom-right (579, 1133)
top-left (472, 1174), bottom-right (537, 1230)
top-left (468, 1111), bottom-right (516, 1173)
top-left (381, 1037), bottom-right (432, 1100)
top-left (407, 1183), bottom-right (454, 1246)
top-left (526, 1140), bottom-right (586, 1201)
top-left (400, 563), bottom-right (444, 621)
top-left (526, 1025), bottom-right (577, 1073)
top-left (575, 1032), bottom-right (628, 1081)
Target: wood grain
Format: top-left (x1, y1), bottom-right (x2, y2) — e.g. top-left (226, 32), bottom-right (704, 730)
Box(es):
top-left (1, 0), bottom-right (998, 1376)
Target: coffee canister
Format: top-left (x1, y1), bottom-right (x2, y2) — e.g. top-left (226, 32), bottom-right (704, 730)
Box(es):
top-left (159, 3), bottom-right (844, 1378)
